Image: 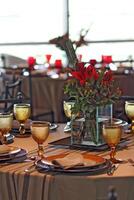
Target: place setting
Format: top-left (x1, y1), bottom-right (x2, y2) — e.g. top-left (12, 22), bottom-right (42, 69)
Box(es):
top-left (0, 112), bottom-right (27, 164)
top-left (0, 145), bottom-right (27, 164)
top-left (22, 119), bottom-right (116, 175)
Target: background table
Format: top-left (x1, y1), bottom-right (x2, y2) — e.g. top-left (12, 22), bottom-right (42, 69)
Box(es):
top-left (21, 76), bottom-right (67, 123)
top-left (21, 74), bottom-right (134, 123)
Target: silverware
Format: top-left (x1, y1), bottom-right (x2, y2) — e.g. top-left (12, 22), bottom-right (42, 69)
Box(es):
top-left (128, 158), bottom-right (134, 166)
top-left (24, 162), bottom-right (36, 174)
top-left (107, 163), bottom-right (119, 176)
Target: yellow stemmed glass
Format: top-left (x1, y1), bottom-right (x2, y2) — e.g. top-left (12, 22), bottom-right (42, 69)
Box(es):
top-left (0, 113), bottom-right (13, 144)
top-left (63, 101), bottom-right (75, 132)
top-left (102, 121), bottom-right (123, 163)
top-left (125, 101), bottom-right (134, 133)
top-left (30, 121), bottom-right (50, 160)
top-left (13, 103), bottom-right (31, 137)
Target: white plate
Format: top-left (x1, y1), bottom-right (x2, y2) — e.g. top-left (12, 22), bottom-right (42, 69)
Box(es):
top-left (50, 124), bottom-right (58, 130)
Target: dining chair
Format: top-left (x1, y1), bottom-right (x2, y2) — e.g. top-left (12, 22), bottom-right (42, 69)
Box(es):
top-left (22, 70), bottom-right (55, 122)
top-left (0, 78), bottom-right (30, 113)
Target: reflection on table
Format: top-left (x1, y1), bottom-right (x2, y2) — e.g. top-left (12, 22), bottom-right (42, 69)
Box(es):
top-left (0, 123), bottom-right (134, 200)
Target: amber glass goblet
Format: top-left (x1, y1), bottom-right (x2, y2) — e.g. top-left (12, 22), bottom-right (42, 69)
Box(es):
top-left (14, 103), bottom-right (31, 136)
top-left (102, 121), bottom-right (123, 163)
top-left (0, 113), bottom-right (13, 144)
top-left (30, 121), bottom-right (49, 159)
top-left (125, 101), bottom-right (134, 133)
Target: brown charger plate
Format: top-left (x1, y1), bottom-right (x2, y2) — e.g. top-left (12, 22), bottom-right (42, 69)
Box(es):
top-left (35, 153), bottom-right (109, 173)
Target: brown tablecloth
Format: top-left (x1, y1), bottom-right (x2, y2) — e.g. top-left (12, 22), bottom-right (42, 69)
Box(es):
top-left (114, 74), bottom-right (134, 96)
top-left (0, 124), bottom-right (134, 200)
top-left (21, 76), bottom-right (66, 123)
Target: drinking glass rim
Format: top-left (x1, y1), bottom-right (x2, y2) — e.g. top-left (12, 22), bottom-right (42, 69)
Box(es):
top-left (30, 121), bottom-right (50, 126)
top-left (14, 103), bottom-right (30, 107)
top-left (0, 113), bottom-right (13, 118)
top-left (125, 101), bottom-right (134, 104)
top-left (103, 121), bottom-right (123, 128)
top-left (63, 100), bottom-right (75, 104)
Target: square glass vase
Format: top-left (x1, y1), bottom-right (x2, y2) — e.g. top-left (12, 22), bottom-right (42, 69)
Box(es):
top-left (71, 104), bottom-right (113, 146)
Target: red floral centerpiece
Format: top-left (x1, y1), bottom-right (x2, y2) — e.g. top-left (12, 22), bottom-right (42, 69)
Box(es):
top-left (64, 61), bottom-right (121, 145)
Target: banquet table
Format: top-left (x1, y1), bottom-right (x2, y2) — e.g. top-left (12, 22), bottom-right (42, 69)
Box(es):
top-left (21, 76), bottom-right (66, 123)
top-left (0, 123), bottom-right (134, 200)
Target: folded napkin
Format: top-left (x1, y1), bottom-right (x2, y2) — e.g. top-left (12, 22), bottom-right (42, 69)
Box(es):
top-left (52, 152), bottom-right (85, 169)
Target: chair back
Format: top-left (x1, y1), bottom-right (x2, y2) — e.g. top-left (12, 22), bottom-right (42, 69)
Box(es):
top-left (0, 78), bottom-right (23, 112)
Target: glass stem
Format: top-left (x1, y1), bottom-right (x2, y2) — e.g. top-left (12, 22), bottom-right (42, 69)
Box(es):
top-left (38, 144), bottom-right (44, 159)
top-left (110, 146), bottom-right (116, 162)
top-left (19, 123), bottom-right (25, 135)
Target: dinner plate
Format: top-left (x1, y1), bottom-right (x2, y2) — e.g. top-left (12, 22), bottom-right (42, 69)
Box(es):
top-left (0, 149), bottom-right (27, 162)
top-left (12, 128), bottom-right (31, 135)
top-left (50, 123), bottom-right (58, 130)
top-left (35, 153), bottom-right (107, 173)
top-left (36, 159), bottom-right (110, 174)
top-left (0, 146), bottom-right (21, 157)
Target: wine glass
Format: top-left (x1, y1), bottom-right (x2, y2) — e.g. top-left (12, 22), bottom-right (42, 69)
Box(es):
top-left (125, 101), bottom-right (134, 133)
top-left (13, 103), bottom-right (31, 137)
top-left (0, 113), bottom-right (13, 144)
top-left (102, 121), bottom-right (123, 163)
top-left (63, 101), bottom-right (75, 132)
top-left (30, 121), bottom-right (50, 160)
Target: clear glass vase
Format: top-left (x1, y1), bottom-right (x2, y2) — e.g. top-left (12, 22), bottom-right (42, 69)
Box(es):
top-left (71, 104), bottom-right (113, 146)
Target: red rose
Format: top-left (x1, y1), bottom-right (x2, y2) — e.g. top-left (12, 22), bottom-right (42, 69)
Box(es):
top-left (102, 70), bottom-right (113, 85)
top-left (86, 65), bottom-right (99, 80)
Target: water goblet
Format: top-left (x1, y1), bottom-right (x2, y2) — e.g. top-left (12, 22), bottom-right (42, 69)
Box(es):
top-left (102, 121), bottom-right (123, 163)
top-left (0, 113), bottom-right (13, 144)
top-left (13, 103), bottom-right (31, 137)
top-left (125, 101), bottom-right (134, 133)
top-left (30, 121), bottom-right (49, 160)
top-left (63, 101), bottom-right (75, 132)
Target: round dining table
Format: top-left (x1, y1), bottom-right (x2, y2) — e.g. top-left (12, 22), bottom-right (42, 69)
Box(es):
top-left (0, 123), bottom-right (134, 200)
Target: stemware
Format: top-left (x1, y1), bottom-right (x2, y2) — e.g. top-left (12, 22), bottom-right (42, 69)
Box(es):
top-left (0, 113), bottom-right (13, 144)
top-left (63, 101), bottom-right (75, 132)
top-left (102, 121), bottom-right (123, 163)
top-left (30, 121), bottom-right (49, 160)
top-left (125, 101), bottom-right (134, 133)
top-left (13, 103), bottom-right (31, 137)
